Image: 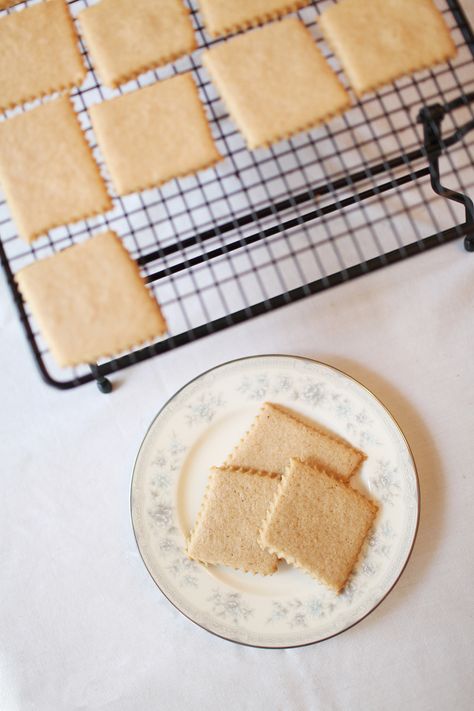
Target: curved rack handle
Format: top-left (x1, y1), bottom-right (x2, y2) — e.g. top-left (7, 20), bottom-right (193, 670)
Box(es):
top-left (417, 92), bottom-right (474, 251)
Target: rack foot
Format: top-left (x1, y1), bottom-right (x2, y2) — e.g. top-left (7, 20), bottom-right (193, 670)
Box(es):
top-left (96, 376), bottom-right (112, 394)
top-left (90, 364), bottom-right (113, 394)
top-left (464, 235), bottom-right (474, 252)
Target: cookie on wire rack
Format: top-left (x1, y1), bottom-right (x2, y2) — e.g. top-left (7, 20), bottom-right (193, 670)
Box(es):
top-left (198, 0), bottom-right (310, 38)
top-left (202, 17), bottom-right (350, 149)
top-left (319, 0), bottom-right (457, 96)
top-left (90, 73), bottom-right (221, 196)
top-left (15, 231), bottom-right (167, 368)
top-left (0, 1), bottom-right (25, 9)
top-left (0, 96), bottom-right (111, 242)
top-left (0, 0), bottom-right (86, 111)
top-left (78, 0), bottom-right (197, 88)
top-left (187, 466), bottom-right (280, 576)
top-left (259, 458), bottom-right (378, 592)
top-left (225, 402), bottom-right (365, 479)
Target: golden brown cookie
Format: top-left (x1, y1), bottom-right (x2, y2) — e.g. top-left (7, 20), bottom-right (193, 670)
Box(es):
top-left (90, 73), bottom-right (221, 196)
top-left (225, 402), bottom-right (365, 479)
top-left (0, 96), bottom-right (111, 242)
top-left (187, 466), bottom-right (279, 575)
top-left (0, 0), bottom-right (86, 111)
top-left (78, 0), bottom-right (197, 87)
top-left (198, 0), bottom-right (309, 37)
top-left (260, 459), bottom-right (378, 592)
top-left (15, 231), bottom-right (167, 368)
top-left (319, 0), bottom-right (457, 96)
top-left (202, 17), bottom-right (350, 149)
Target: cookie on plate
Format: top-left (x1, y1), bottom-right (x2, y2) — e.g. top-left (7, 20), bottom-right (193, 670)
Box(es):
top-left (225, 402), bottom-right (365, 479)
top-left (319, 0), bottom-right (457, 96)
top-left (187, 466), bottom-right (279, 575)
top-left (260, 458), bottom-right (378, 592)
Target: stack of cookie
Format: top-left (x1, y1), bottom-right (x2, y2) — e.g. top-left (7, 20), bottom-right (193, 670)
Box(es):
top-left (187, 402), bottom-right (378, 593)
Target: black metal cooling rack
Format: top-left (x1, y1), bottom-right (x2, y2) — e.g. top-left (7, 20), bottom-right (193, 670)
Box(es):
top-left (0, 0), bottom-right (473, 392)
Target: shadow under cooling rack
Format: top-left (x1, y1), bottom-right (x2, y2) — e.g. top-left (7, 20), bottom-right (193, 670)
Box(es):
top-left (0, 0), bottom-right (473, 391)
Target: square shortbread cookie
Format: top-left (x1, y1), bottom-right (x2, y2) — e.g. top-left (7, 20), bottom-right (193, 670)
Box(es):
top-left (260, 459), bottom-right (378, 592)
top-left (0, 1), bottom-right (22, 8)
top-left (319, 0), bottom-right (457, 96)
top-left (90, 73), bottom-right (221, 196)
top-left (198, 0), bottom-right (309, 37)
top-left (78, 0), bottom-right (197, 88)
top-left (15, 231), bottom-right (167, 368)
top-left (202, 18), bottom-right (350, 149)
top-left (187, 466), bottom-right (279, 575)
top-left (225, 403), bottom-right (365, 479)
top-left (0, 96), bottom-right (111, 242)
top-left (0, 0), bottom-right (86, 111)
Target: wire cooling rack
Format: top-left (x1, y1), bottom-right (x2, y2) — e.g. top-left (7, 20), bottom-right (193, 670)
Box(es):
top-left (0, 0), bottom-right (473, 392)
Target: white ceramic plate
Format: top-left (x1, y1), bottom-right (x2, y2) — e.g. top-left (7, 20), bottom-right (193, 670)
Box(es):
top-left (131, 355), bottom-right (419, 648)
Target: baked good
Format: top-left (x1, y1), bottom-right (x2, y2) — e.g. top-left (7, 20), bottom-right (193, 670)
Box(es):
top-left (260, 458), bottom-right (378, 591)
top-left (319, 0), bottom-right (457, 96)
top-left (90, 73), bottom-right (221, 196)
top-left (225, 402), bottom-right (365, 479)
top-left (0, 96), bottom-right (111, 242)
top-left (0, 1), bottom-right (24, 9)
top-left (198, 0), bottom-right (309, 37)
top-left (78, 0), bottom-right (196, 87)
top-left (187, 466), bottom-right (279, 575)
top-left (0, 0), bottom-right (86, 111)
top-left (15, 231), bottom-right (167, 367)
top-left (202, 18), bottom-right (350, 149)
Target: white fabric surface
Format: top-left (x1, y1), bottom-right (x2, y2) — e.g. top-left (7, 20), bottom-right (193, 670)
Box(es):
top-left (2, 2), bottom-right (474, 707)
top-left (1, 234), bottom-right (473, 711)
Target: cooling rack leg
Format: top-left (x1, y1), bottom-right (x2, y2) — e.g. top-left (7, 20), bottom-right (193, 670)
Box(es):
top-left (89, 364), bottom-right (113, 394)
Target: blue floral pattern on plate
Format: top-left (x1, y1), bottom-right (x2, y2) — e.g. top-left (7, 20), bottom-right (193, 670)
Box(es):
top-left (131, 356), bottom-right (419, 648)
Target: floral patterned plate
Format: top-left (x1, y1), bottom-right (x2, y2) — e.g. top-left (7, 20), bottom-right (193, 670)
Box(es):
top-left (131, 355), bottom-right (419, 648)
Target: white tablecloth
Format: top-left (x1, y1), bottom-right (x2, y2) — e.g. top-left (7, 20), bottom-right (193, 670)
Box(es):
top-left (1, 233), bottom-right (473, 711)
top-left (2, 1), bottom-right (474, 707)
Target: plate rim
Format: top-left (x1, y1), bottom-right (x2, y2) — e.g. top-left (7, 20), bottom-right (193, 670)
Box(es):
top-left (130, 354), bottom-right (421, 649)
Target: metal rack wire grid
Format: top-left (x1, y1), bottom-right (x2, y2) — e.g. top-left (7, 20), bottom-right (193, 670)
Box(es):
top-left (0, 0), bottom-right (473, 391)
